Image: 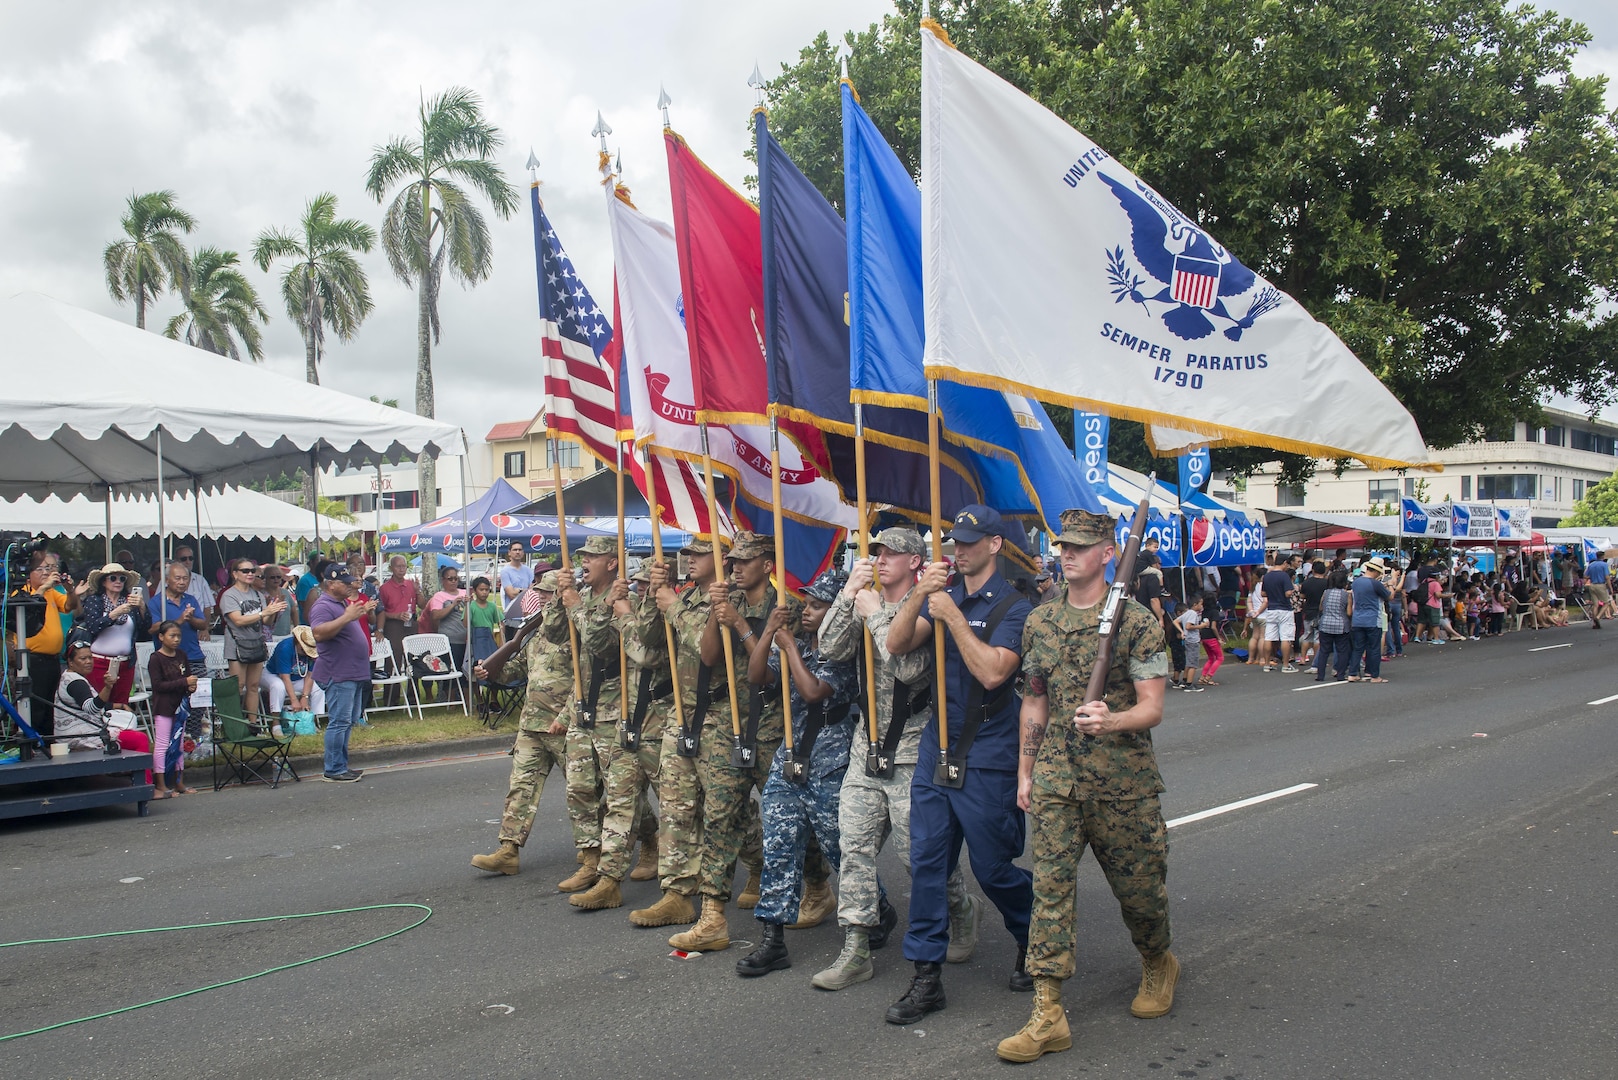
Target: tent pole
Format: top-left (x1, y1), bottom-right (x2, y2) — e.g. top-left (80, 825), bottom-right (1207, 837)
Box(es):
top-left (375, 462), bottom-right (384, 564)
top-left (156, 428), bottom-right (166, 573)
top-left (460, 440), bottom-right (473, 703)
top-left (310, 449), bottom-right (321, 550)
top-left (104, 485), bottom-right (114, 564)
top-left (193, 479), bottom-right (202, 577)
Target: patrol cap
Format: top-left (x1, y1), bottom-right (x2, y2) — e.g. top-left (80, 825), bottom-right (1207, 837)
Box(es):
top-left (630, 559), bottom-right (653, 583)
top-left (577, 535), bottom-right (617, 557)
top-left (870, 527), bottom-right (926, 557)
top-left (802, 568), bottom-right (847, 604)
top-left (681, 538), bottom-right (714, 556)
top-left (946, 504), bottom-right (1003, 544)
top-left (537, 569), bottom-right (566, 591)
top-left (1054, 508), bottom-right (1114, 548)
top-left (726, 530), bottom-right (771, 562)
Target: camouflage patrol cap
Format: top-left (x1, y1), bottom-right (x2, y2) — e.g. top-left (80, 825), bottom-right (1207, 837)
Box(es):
top-left (802, 568), bottom-right (848, 604)
top-left (577, 535), bottom-right (617, 557)
top-left (681, 538), bottom-right (714, 556)
top-left (726, 530), bottom-right (771, 562)
top-left (1054, 508), bottom-right (1115, 548)
top-left (537, 569), bottom-right (566, 591)
top-left (630, 559), bottom-right (653, 583)
top-left (870, 526), bottom-right (926, 557)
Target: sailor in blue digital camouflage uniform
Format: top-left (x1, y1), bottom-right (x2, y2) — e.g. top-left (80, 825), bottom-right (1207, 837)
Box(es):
top-left (883, 505), bottom-right (1035, 1025)
top-left (734, 568), bottom-right (858, 977)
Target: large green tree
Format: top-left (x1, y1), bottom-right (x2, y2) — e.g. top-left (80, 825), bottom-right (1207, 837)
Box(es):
top-left (252, 193), bottom-right (377, 386)
top-left (103, 190), bottom-right (196, 330)
top-left (364, 87), bottom-right (518, 530)
top-left (161, 246), bottom-right (269, 361)
top-left (766, 0), bottom-right (1618, 480)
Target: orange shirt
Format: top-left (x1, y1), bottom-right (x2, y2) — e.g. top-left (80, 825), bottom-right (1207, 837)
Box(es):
top-left (25, 587), bottom-right (69, 654)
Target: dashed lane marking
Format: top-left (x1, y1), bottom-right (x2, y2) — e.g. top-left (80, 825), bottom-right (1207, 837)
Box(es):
top-left (1166, 783), bottom-right (1319, 829)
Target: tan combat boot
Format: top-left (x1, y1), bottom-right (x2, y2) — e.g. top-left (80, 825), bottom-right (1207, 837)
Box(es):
top-left (628, 837), bottom-right (658, 882)
top-left (470, 840), bottom-right (520, 875)
top-left (570, 875), bottom-right (623, 910)
top-left (629, 889), bottom-right (695, 928)
top-left (997, 976), bottom-right (1072, 1062)
top-left (1130, 950), bottom-right (1181, 1018)
top-left (556, 848), bottom-right (600, 893)
top-left (736, 867), bottom-right (762, 909)
top-left (788, 879), bottom-right (836, 929)
top-left (668, 897), bottom-right (730, 951)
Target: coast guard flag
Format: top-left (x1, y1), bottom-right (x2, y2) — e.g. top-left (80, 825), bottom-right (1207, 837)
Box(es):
top-left (918, 25), bottom-right (1430, 471)
top-left (841, 79), bottom-right (1103, 531)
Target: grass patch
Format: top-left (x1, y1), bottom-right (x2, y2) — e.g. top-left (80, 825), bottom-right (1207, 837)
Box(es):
top-left (281, 705), bottom-right (502, 757)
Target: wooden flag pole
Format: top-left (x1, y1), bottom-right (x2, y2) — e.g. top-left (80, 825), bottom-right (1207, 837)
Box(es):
top-left (855, 403), bottom-right (880, 750)
top-left (616, 439), bottom-right (629, 723)
top-left (643, 446), bottom-right (685, 731)
top-left (927, 379), bottom-right (949, 763)
top-left (699, 423), bottom-right (744, 745)
top-left (769, 416), bottom-right (795, 760)
top-left (551, 443), bottom-right (588, 724)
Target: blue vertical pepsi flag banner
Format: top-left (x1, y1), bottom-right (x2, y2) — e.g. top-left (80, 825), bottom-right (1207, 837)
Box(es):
top-left (1177, 446), bottom-right (1210, 494)
top-left (1074, 411), bottom-right (1109, 501)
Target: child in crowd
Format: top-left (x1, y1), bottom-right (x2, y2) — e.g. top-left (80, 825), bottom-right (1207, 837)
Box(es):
top-left (147, 620), bottom-right (198, 798)
top-left (467, 576), bottom-right (503, 666)
top-left (1197, 598), bottom-right (1224, 685)
top-left (1174, 595), bottom-right (1212, 690)
top-left (1465, 588), bottom-right (1483, 639)
top-left (1485, 584), bottom-right (1508, 636)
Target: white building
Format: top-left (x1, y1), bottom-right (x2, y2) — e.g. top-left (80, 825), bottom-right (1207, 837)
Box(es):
top-left (1245, 405), bottom-right (1618, 529)
top-left (317, 456), bottom-right (490, 532)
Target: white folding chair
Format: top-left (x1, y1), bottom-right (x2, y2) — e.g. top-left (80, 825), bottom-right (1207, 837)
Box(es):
top-left (401, 633), bottom-right (470, 716)
top-left (368, 639), bottom-right (420, 719)
top-left (127, 641), bottom-right (154, 727)
top-left (199, 639), bottom-right (226, 676)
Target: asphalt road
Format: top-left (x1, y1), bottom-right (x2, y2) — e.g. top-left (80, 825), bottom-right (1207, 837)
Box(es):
top-left (3, 622), bottom-right (1615, 1079)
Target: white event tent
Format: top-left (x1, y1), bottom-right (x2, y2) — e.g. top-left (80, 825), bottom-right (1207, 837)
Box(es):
top-left (0, 293), bottom-right (465, 558)
top-left (0, 489), bottom-right (356, 542)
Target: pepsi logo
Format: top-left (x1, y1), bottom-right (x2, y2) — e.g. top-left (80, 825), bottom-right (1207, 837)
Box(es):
top-left (442, 534), bottom-right (455, 548)
top-left (531, 535), bottom-right (546, 550)
top-left (490, 514), bottom-right (514, 529)
top-left (408, 534), bottom-right (420, 547)
top-left (471, 533), bottom-right (486, 550)
top-left (1190, 517), bottom-right (1215, 559)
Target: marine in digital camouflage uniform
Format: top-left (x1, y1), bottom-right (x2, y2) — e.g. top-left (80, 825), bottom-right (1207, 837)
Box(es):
top-left (571, 558), bottom-right (670, 911)
top-left (549, 534), bottom-right (625, 893)
top-left (735, 569), bottom-right (858, 977)
top-left (998, 508), bottom-right (1177, 1065)
top-left (469, 572), bottom-right (578, 875)
top-left (814, 527), bottom-right (976, 992)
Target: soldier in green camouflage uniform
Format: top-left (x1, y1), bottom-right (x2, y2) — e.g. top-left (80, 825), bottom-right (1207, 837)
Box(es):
top-left (630, 539), bottom-right (761, 930)
top-left (468, 571), bottom-right (577, 875)
top-left (671, 531), bottom-right (833, 952)
top-left (998, 509), bottom-right (1176, 1064)
top-left (814, 527), bottom-right (978, 991)
top-left (571, 558), bottom-right (670, 911)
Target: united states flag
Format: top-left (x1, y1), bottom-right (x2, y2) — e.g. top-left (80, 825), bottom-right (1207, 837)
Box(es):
top-left (532, 186), bottom-right (721, 535)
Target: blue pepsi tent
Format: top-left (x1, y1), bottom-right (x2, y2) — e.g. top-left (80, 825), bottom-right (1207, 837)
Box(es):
top-left (378, 478), bottom-right (611, 557)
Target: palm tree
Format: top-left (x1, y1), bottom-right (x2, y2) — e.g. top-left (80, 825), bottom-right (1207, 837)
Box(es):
top-left (252, 193), bottom-right (377, 386)
top-left (103, 190), bottom-right (196, 329)
top-left (162, 246), bottom-right (269, 361)
top-left (365, 86), bottom-right (518, 528)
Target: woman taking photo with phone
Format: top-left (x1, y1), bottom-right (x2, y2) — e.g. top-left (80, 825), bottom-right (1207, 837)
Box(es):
top-left (219, 560), bottom-right (287, 733)
top-left (77, 562), bottom-right (152, 706)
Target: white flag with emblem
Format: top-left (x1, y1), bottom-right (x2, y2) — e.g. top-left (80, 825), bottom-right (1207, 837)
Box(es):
top-left (919, 24), bottom-right (1430, 470)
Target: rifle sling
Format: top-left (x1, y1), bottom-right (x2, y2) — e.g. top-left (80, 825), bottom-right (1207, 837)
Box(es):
top-left (945, 594), bottom-right (1021, 770)
top-left (792, 699), bottom-right (851, 771)
top-left (627, 664), bottom-right (674, 737)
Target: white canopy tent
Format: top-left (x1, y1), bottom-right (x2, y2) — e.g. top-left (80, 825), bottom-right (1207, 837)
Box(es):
top-left (0, 488), bottom-right (357, 542)
top-left (0, 293), bottom-right (466, 560)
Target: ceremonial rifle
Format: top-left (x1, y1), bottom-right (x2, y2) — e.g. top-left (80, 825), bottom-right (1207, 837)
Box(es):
top-left (1082, 480), bottom-right (1155, 738)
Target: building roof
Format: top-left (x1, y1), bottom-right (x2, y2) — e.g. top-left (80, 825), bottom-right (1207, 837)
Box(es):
top-left (485, 420), bottom-right (532, 443)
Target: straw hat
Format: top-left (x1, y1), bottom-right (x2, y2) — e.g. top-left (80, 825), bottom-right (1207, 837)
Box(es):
top-left (291, 625), bottom-right (318, 654)
top-left (1361, 558), bottom-right (1389, 576)
top-left (86, 562), bottom-right (132, 591)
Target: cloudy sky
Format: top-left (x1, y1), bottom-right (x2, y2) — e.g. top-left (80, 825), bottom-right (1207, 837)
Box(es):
top-left (2, 0), bottom-right (1613, 446)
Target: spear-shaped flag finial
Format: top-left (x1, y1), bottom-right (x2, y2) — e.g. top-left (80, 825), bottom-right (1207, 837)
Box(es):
top-left (748, 62), bottom-right (766, 106)
top-left (591, 111), bottom-right (613, 151)
top-left (657, 84), bottom-right (672, 128)
top-left (525, 148), bottom-right (540, 183)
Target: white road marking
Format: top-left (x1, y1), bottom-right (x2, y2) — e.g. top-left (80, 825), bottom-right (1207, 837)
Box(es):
top-left (1529, 643), bottom-right (1573, 652)
top-left (1166, 783), bottom-right (1319, 829)
top-left (1587, 693), bottom-right (1618, 705)
top-left (1291, 679), bottom-right (1350, 692)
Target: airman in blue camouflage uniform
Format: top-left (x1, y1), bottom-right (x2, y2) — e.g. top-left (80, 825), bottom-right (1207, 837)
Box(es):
top-left (998, 508), bottom-right (1177, 1064)
top-left (735, 569), bottom-right (858, 977)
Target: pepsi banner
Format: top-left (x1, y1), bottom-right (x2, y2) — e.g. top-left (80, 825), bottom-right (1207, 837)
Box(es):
top-left (1187, 515), bottom-right (1267, 567)
top-left (1400, 499), bottom-right (1452, 539)
top-left (1451, 503), bottom-right (1497, 541)
top-left (378, 514), bottom-right (611, 556)
top-left (1075, 411), bottom-right (1110, 501)
top-left (1113, 510), bottom-right (1182, 568)
top-left (1178, 446), bottom-right (1210, 494)
top-left (1495, 506), bottom-right (1533, 540)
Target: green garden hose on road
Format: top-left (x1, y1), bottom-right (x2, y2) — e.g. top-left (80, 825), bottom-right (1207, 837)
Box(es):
top-left (0, 903), bottom-right (432, 1043)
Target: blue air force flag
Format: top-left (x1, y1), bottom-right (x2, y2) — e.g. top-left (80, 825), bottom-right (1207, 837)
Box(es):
top-left (918, 24), bottom-right (1430, 471)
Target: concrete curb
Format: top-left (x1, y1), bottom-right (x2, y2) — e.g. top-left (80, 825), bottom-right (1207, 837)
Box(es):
top-left (284, 732), bottom-right (514, 777)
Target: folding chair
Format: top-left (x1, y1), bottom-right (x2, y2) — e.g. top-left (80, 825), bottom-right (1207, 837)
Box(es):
top-left (210, 676), bottom-right (299, 790)
top-left (368, 639), bottom-right (419, 720)
top-left (401, 633), bottom-right (470, 716)
top-left (127, 641), bottom-right (154, 727)
top-left (477, 672), bottom-right (527, 728)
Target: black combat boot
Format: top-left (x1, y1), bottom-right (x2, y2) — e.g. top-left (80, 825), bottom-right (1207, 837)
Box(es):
top-left (735, 921), bottom-right (790, 977)
top-left (885, 961), bottom-right (946, 1025)
top-left (868, 896), bottom-right (899, 950)
top-left (1009, 941), bottom-right (1034, 992)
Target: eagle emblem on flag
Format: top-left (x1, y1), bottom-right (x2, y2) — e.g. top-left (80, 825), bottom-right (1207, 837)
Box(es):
top-left (1100, 172), bottom-right (1283, 342)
